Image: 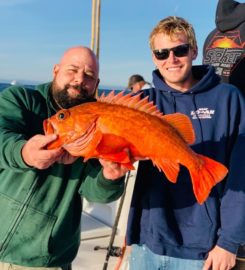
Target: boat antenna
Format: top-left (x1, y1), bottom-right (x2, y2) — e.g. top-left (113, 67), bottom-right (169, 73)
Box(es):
top-left (91, 0), bottom-right (101, 98)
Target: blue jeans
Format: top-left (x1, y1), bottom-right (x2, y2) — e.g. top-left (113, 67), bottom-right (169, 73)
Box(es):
top-left (128, 244), bottom-right (204, 270)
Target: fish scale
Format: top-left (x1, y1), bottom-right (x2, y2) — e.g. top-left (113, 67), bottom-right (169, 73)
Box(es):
top-left (43, 91), bottom-right (228, 204)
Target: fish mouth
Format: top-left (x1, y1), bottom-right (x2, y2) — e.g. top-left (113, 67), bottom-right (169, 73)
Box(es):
top-left (43, 119), bottom-right (54, 135)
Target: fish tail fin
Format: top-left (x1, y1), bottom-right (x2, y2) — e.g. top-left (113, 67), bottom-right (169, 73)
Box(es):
top-left (189, 154), bottom-right (228, 204)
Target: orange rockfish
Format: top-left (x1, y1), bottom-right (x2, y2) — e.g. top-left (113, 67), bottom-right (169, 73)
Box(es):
top-left (43, 91), bottom-right (228, 204)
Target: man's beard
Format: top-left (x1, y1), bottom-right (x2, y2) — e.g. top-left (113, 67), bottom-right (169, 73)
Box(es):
top-left (51, 81), bottom-right (96, 109)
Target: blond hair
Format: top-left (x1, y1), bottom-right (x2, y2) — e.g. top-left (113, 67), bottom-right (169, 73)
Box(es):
top-left (149, 16), bottom-right (197, 50)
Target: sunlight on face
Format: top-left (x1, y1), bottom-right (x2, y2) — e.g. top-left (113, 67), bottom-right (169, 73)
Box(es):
top-left (152, 33), bottom-right (197, 91)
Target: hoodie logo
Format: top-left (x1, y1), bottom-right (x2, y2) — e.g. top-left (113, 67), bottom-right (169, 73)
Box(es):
top-left (203, 30), bottom-right (244, 78)
top-left (191, 108), bottom-right (215, 120)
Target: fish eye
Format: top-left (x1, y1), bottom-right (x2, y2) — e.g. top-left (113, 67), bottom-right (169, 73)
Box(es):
top-left (56, 110), bottom-right (70, 121)
top-left (58, 113), bottom-right (65, 120)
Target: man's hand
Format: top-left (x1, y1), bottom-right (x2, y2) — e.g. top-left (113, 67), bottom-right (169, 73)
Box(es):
top-left (203, 245), bottom-right (236, 270)
top-left (22, 134), bottom-right (64, 169)
top-left (99, 159), bottom-right (130, 180)
top-left (57, 151), bottom-right (79, 164)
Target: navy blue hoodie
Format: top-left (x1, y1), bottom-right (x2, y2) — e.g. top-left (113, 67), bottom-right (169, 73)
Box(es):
top-left (126, 65), bottom-right (245, 259)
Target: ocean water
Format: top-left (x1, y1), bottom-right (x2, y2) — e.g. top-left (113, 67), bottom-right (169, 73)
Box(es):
top-left (0, 82), bottom-right (18, 91)
top-left (0, 82), bottom-right (126, 96)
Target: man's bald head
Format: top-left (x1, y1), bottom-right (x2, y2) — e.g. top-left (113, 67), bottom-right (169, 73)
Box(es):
top-left (59, 46), bottom-right (99, 75)
top-left (51, 46), bottom-right (100, 109)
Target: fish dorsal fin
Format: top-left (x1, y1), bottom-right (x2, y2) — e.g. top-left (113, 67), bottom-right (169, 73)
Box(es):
top-left (99, 92), bottom-right (195, 144)
top-left (98, 91), bottom-right (163, 117)
top-left (162, 113), bottom-right (195, 144)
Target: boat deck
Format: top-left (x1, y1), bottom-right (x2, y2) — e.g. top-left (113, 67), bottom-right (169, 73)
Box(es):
top-left (72, 211), bottom-right (128, 270)
top-left (73, 235), bottom-right (124, 270)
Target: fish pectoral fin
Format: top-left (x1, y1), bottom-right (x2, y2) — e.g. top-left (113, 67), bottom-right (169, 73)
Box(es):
top-left (94, 134), bottom-right (135, 169)
top-left (95, 134), bottom-right (131, 162)
top-left (189, 154), bottom-right (228, 204)
top-left (153, 158), bottom-right (179, 183)
top-left (96, 134), bottom-right (130, 154)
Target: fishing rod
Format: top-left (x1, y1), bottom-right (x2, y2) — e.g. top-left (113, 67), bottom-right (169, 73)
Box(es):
top-left (94, 170), bottom-right (131, 270)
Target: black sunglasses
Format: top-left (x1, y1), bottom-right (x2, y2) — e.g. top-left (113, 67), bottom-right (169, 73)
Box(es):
top-left (153, 44), bottom-right (190, 60)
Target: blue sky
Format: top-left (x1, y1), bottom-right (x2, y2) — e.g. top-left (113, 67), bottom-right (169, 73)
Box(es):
top-left (0, 0), bottom-right (218, 89)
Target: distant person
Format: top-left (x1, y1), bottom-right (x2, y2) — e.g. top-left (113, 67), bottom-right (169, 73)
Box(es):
top-left (127, 74), bottom-right (152, 93)
top-left (0, 46), bottom-right (129, 270)
top-left (126, 16), bottom-right (245, 270)
top-left (202, 0), bottom-right (245, 96)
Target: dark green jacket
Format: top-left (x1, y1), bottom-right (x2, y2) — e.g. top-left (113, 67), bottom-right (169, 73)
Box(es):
top-left (0, 83), bottom-right (124, 267)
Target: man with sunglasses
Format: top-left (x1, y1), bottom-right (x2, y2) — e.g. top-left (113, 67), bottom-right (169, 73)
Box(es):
top-left (126, 16), bottom-right (245, 270)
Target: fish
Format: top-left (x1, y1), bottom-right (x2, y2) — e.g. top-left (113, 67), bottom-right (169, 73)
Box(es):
top-left (43, 91), bottom-right (228, 204)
